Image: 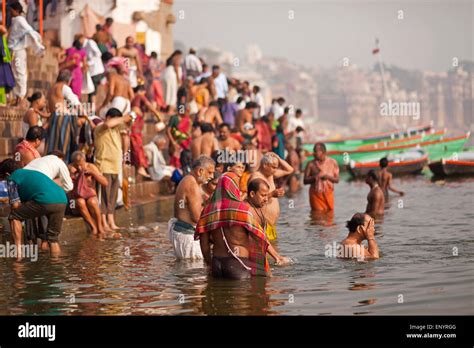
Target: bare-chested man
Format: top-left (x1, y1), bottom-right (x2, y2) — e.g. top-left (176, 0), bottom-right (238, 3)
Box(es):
top-left (304, 143), bottom-right (339, 212)
top-left (377, 157), bottom-right (405, 198)
top-left (198, 101), bottom-right (222, 129)
top-left (99, 63), bottom-right (134, 117)
top-left (218, 123), bottom-right (242, 152)
top-left (190, 123), bottom-right (217, 159)
top-left (249, 152), bottom-right (294, 241)
top-left (199, 177), bottom-right (291, 279)
top-left (285, 141), bottom-right (302, 194)
top-left (236, 102), bottom-right (258, 138)
top-left (117, 36), bottom-right (143, 88)
top-left (168, 155), bottom-right (215, 260)
top-left (340, 213), bottom-right (379, 260)
top-left (47, 69), bottom-right (84, 117)
top-left (365, 170), bottom-right (385, 218)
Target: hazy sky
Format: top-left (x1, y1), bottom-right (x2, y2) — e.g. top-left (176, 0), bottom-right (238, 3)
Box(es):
top-left (173, 0), bottom-right (473, 71)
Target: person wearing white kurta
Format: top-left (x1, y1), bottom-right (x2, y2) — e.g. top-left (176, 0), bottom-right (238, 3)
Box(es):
top-left (7, 4), bottom-right (45, 101)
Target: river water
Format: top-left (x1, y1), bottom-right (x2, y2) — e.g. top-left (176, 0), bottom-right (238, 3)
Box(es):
top-left (0, 171), bottom-right (472, 315)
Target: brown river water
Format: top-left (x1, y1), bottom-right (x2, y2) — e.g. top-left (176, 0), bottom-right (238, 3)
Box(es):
top-left (0, 171), bottom-right (473, 315)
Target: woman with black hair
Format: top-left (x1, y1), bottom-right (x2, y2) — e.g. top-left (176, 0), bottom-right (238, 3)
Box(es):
top-left (23, 92), bottom-right (50, 139)
top-left (60, 34), bottom-right (87, 97)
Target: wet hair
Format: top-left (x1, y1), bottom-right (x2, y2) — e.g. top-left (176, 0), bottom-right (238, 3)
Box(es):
top-left (48, 150), bottom-right (65, 159)
top-left (180, 150), bottom-right (193, 169)
top-left (191, 155), bottom-right (215, 170)
top-left (102, 51), bottom-right (114, 63)
top-left (25, 126), bottom-right (46, 142)
top-left (105, 108), bottom-right (123, 118)
top-left (380, 157), bottom-right (389, 168)
top-left (314, 142), bottom-right (327, 153)
top-left (367, 170), bottom-right (378, 182)
top-left (57, 69), bottom-right (72, 83)
top-left (248, 178), bottom-right (270, 195)
top-left (346, 213), bottom-right (366, 233)
top-left (218, 123), bottom-right (231, 131)
top-left (9, 2), bottom-right (23, 14)
top-left (71, 151), bottom-right (86, 161)
top-left (261, 153), bottom-right (278, 166)
top-left (133, 85), bottom-right (146, 93)
top-left (0, 158), bottom-right (21, 177)
top-left (27, 92), bottom-right (43, 104)
top-left (200, 122), bottom-right (214, 133)
top-left (245, 101), bottom-right (258, 109)
top-left (72, 39), bottom-right (82, 50)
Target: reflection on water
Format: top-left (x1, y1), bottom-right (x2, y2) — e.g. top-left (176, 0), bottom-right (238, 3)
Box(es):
top-left (0, 173), bottom-right (473, 315)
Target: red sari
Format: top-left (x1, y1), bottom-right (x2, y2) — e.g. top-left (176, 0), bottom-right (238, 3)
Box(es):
top-left (130, 95), bottom-right (149, 168)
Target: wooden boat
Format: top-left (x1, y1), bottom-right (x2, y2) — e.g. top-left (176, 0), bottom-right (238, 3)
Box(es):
top-left (356, 129), bottom-right (446, 151)
top-left (428, 152), bottom-right (474, 177)
top-left (327, 133), bottom-right (470, 166)
top-left (306, 124), bottom-right (433, 152)
top-left (348, 150), bottom-right (428, 178)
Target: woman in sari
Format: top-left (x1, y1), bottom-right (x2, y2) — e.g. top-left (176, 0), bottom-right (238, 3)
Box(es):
top-left (61, 36), bottom-right (87, 98)
top-left (166, 105), bottom-right (192, 168)
top-left (0, 25), bottom-right (14, 105)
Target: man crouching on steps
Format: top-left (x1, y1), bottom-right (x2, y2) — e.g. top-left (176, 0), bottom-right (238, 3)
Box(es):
top-left (168, 155), bottom-right (215, 260)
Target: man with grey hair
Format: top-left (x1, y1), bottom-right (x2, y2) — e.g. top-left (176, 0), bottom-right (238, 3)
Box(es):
top-left (249, 152), bottom-right (294, 241)
top-left (168, 155), bottom-right (215, 260)
top-left (143, 134), bottom-right (175, 181)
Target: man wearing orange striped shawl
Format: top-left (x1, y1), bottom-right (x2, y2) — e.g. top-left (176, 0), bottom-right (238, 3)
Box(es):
top-left (196, 172), bottom-right (290, 279)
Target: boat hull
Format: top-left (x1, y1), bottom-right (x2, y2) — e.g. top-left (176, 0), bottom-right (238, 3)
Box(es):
top-left (348, 155), bottom-right (429, 178)
top-left (428, 160), bottom-right (474, 177)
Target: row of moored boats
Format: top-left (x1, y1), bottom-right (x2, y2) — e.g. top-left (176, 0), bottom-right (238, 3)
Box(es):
top-left (303, 124), bottom-right (473, 178)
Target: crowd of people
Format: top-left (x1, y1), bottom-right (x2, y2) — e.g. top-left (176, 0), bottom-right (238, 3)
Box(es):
top-left (0, 2), bottom-right (394, 277)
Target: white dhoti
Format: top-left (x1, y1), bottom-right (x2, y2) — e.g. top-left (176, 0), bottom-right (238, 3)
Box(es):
top-left (168, 218), bottom-right (203, 260)
top-left (100, 96), bottom-right (131, 118)
top-left (12, 49), bottom-right (27, 98)
top-left (129, 65), bottom-right (138, 88)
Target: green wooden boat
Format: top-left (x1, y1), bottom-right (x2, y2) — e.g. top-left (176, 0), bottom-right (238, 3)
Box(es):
top-left (304, 133), bottom-right (470, 167)
top-left (309, 124), bottom-right (433, 152)
top-left (327, 133), bottom-right (470, 166)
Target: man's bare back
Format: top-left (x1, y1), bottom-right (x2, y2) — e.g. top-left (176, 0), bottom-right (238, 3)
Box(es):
top-left (174, 175), bottom-right (203, 226)
top-left (211, 225), bottom-right (250, 258)
top-left (366, 185), bottom-right (385, 217)
top-left (218, 137), bottom-right (241, 152)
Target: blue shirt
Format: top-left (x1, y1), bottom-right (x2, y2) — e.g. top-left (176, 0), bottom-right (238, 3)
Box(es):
top-left (8, 169), bottom-right (67, 205)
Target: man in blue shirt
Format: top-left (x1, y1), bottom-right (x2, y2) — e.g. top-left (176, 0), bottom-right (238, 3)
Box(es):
top-left (0, 159), bottom-right (67, 257)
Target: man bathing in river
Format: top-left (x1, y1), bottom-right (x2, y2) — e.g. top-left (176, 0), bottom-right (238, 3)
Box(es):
top-left (249, 152), bottom-right (294, 241)
top-left (168, 155), bottom-right (215, 260)
top-left (340, 213), bottom-right (379, 260)
top-left (304, 143), bottom-right (339, 212)
top-left (377, 157), bottom-right (405, 198)
top-left (197, 173), bottom-right (291, 279)
top-left (365, 170), bottom-right (385, 218)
